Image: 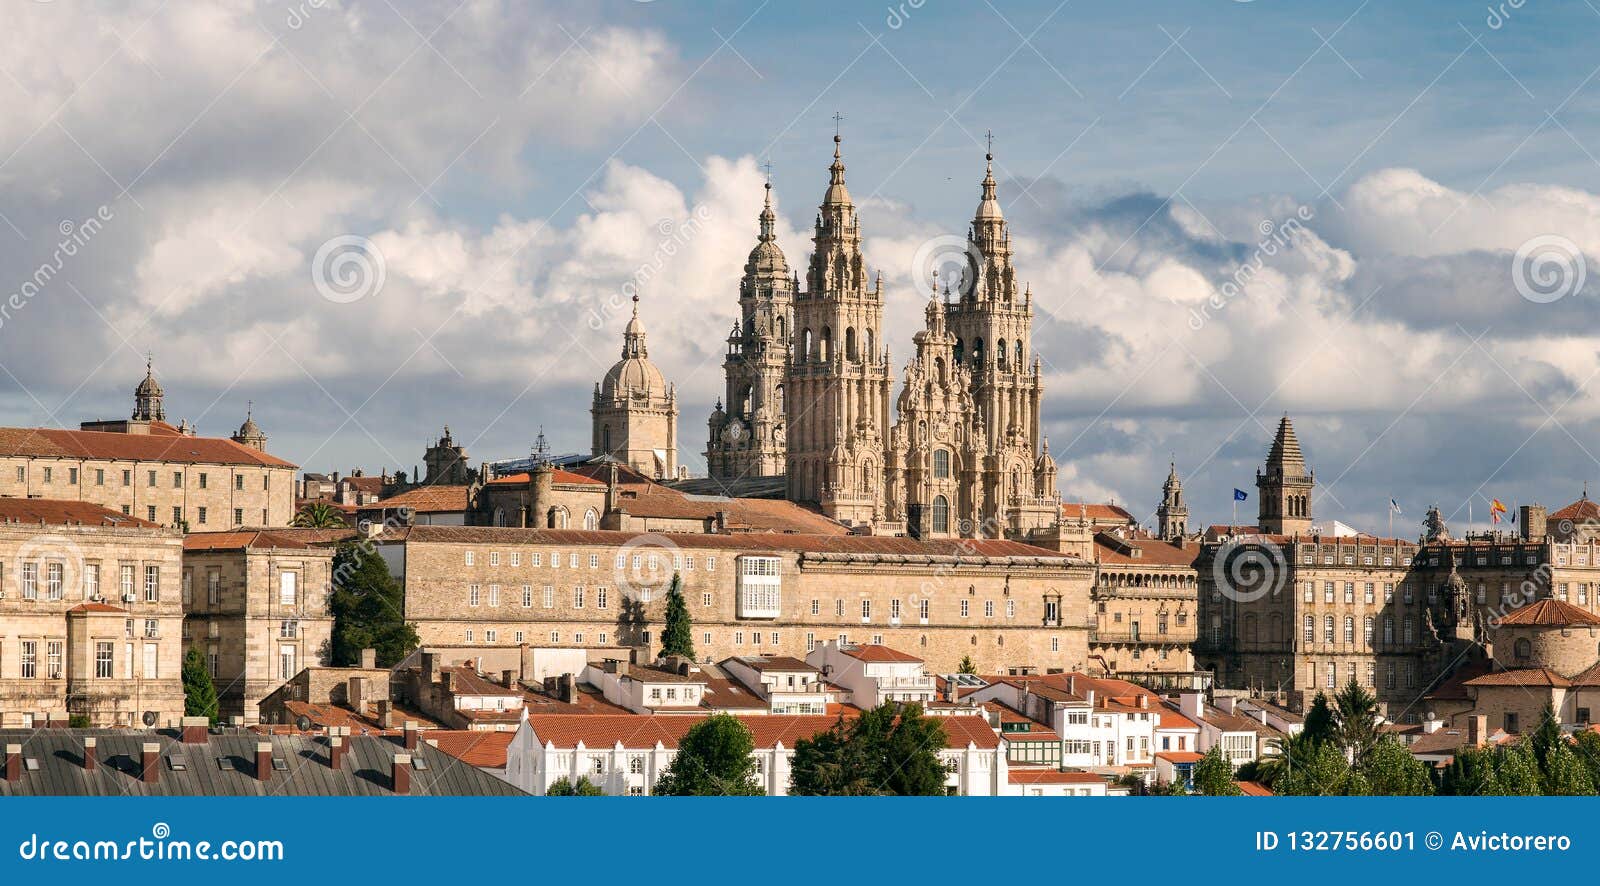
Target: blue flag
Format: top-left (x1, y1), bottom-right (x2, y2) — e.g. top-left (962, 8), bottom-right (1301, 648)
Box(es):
top-left (1233, 488), bottom-right (1248, 502)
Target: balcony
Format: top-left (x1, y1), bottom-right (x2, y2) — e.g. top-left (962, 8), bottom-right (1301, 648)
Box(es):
top-left (1090, 628), bottom-right (1197, 644)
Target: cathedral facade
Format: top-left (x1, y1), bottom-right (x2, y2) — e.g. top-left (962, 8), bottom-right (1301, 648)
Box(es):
top-left (701, 136), bottom-right (1059, 540)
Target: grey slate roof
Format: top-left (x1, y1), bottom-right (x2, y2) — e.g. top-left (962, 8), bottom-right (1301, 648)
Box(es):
top-left (0, 729), bottom-right (525, 796)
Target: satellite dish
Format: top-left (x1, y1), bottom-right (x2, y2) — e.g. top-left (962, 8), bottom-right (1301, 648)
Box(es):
top-left (295, 715), bottom-right (313, 732)
top-left (141, 711), bottom-right (158, 727)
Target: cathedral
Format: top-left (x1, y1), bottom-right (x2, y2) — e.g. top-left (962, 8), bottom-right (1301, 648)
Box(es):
top-left (600, 132), bottom-right (1061, 539)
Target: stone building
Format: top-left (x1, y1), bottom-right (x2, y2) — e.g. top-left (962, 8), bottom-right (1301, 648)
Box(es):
top-left (0, 364), bottom-right (297, 528)
top-left (706, 182), bottom-right (793, 482)
top-left (592, 296), bottom-right (679, 480)
top-left (0, 499), bottom-right (184, 727)
top-left (181, 528), bottom-right (343, 721)
top-left (380, 525), bottom-right (1093, 676)
top-left (1089, 531), bottom-right (1202, 687)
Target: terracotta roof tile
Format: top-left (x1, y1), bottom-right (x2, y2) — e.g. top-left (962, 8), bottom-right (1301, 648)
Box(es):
top-left (369, 485), bottom-right (471, 513)
top-left (1496, 598), bottom-right (1600, 627)
top-left (1463, 667), bottom-right (1572, 688)
top-left (1060, 502), bottom-right (1135, 523)
top-left (1550, 498), bottom-right (1600, 521)
top-left (839, 644), bottom-right (922, 664)
top-left (406, 525), bottom-right (1077, 560)
top-left (0, 497), bottom-right (162, 528)
top-left (0, 426), bottom-right (295, 468)
top-left (183, 528), bottom-right (353, 552)
top-left (428, 730), bottom-right (514, 768)
top-left (1008, 768), bottom-right (1107, 785)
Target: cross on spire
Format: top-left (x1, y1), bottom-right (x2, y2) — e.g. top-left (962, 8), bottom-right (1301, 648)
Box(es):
top-left (833, 111), bottom-right (844, 137)
top-left (761, 158), bottom-right (773, 184)
top-left (985, 129), bottom-right (994, 156)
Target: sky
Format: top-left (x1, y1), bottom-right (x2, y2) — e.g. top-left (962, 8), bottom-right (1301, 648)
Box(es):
top-left (5, 0), bottom-right (1600, 536)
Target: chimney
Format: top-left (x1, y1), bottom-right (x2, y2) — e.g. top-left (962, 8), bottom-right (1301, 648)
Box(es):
top-left (348, 676), bottom-right (368, 714)
top-left (376, 700), bottom-right (394, 728)
top-left (1179, 692), bottom-right (1202, 721)
top-left (255, 742), bottom-right (273, 781)
top-left (392, 753), bottom-right (412, 794)
top-left (440, 670), bottom-right (455, 694)
top-left (560, 673), bottom-right (578, 704)
top-left (360, 648), bottom-right (377, 669)
top-left (83, 737), bottom-right (97, 771)
top-left (503, 669), bottom-right (518, 689)
top-left (4, 744), bottom-right (19, 781)
top-left (141, 742), bottom-right (160, 784)
top-left (1068, 675), bottom-right (1076, 696)
top-left (180, 716), bottom-right (209, 744)
top-left (1216, 695), bottom-right (1238, 715)
top-left (1138, 694), bottom-right (1149, 710)
top-left (403, 721), bottom-right (419, 750)
top-left (422, 652), bottom-right (440, 687)
top-left (328, 736), bottom-right (345, 769)
top-left (1468, 714), bottom-right (1488, 747)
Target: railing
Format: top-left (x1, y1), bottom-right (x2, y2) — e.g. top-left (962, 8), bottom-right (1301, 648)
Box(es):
top-left (1089, 629), bottom-right (1198, 644)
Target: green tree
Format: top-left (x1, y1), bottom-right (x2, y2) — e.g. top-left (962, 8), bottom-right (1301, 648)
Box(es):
top-left (329, 542), bottom-right (419, 667)
top-left (292, 501), bottom-right (349, 528)
top-left (1275, 743), bottom-right (1358, 796)
top-left (1530, 704), bottom-right (1563, 773)
top-left (790, 703), bottom-right (950, 796)
top-left (181, 646), bottom-right (219, 724)
top-left (1332, 679), bottom-right (1381, 766)
top-left (1302, 692), bottom-right (1337, 746)
top-left (1540, 739), bottom-right (1596, 795)
top-left (546, 775), bottom-right (605, 796)
top-left (1573, 730), bottom-right (1600, 788)
top-left (1192, 746), bottom-right (1241, 796)
top-left (660, 573), bottom-right (695, 660)
top-left (957, 655), bottom-right (978, 675)
top-left (654, 714), bottom-right (764, 796)
top-left (1492, 739), bottom-right (1542, 796)
top-left (1361, 737), bottom-right (1433, 796)
top-left (1438, 746), bottom-right (1501, 796)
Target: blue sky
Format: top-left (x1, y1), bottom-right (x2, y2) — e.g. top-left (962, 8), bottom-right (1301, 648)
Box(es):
top-left (5, 0), bottom-right (1600, 535)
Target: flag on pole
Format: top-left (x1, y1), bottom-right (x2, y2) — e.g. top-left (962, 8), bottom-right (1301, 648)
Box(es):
top-left (1390, 498), bottom-right (1401, 515)
top-left (1233, 489), bottom-right (1249, 502)
top-left (1491, 498), bottom-right (1507, 524)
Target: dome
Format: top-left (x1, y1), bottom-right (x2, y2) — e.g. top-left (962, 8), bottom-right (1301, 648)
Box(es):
top-left (745, 184), bottom-right (789, 277)
top-left (601, 354), bottom-right (666, 398)
top-left (821, 135), bottom-right (851, 207)
top-left (135, 365), bottom-right (163, 398)
top-left (238, 415), bottom-right (262, 438)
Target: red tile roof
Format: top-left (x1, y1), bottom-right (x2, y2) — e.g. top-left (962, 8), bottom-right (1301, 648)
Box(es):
top-left (1236, 780), bottom-right (1273, 796)
top-left (0, 426), bottom-right (295, 468)
top-left (1095, 534), bottom-right (1202, 567)
top-left (369, 485), bottom-right (471, 513)
top-left (0, 498), bottom-right (162, 528)
top-left (66, 602), bottom-right (129, 614)
top-left (1464, 667), bottom-right (1572, 688)
top-left (1008, 768), bottom-right (1107, 785)
top-left (407, 525), bottom-right (1076, 560)
top-left (428, 730), bottom-right (514, 768)
top-left (1550, 498), bottom-right (1600, 521)
top-left (524, 713), bottom-right (999, 750)
top-left (183, 528), bottom-right (352, 552)
top-left (1496, 598), bottom-right (1600, 627)
top-left (1060, 502), bottom-right (1135, 523)
top-left (1154, 751), bottom-right (1203, 763)
top-left (487, 470), bottom-right (603, 487)
top-left (839, 644), bottom-right (923, 664)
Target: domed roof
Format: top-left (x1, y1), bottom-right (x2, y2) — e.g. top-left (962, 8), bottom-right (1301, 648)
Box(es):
top-left (238, 414), bottom-right (263, 439)
top-left (600, 296), bottom-right (667, 398)
top-left (974, 153), bottom-right (1003, 222)
top-left (744, 184), bottom-right (789, 277)
top-left (135, 361), bottom-right (163, 398)
top-left (821, 135), bottom-right (851, 207)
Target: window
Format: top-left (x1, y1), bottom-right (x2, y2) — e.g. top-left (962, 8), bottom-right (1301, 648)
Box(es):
top-left (232, 508), bottom-right (242, 525)
top-left (279, 571), bottom-right (296, 606)
top-left (489, 552), bottom-right (500, 567)
top-left (95, 468), bottom-right (104, 485)
top-left (1383, 616), bottom-right (1394, 644)
top-left (542, 585), bottom-right (554, 608)
top-left (197, 506), bottom-right (207, 525)
top-left (1326, 662), bottom-right (1337, 689)
top-left (278, 645), bottom-right (296, 680)
top-left (860, 599), bottom-right (871, 621)
top-left (1364, 582), bottom-right (1374, 604)
top-left (891, 598), bottom-right (902, 621)
top-left (85, 564), bottom-right (99, 601)
top-left (46, 641), bottom-right (62, 679)
top-left (1343, 616), bottom-right (1354, 643)
top-left (1005, 600), bottom-right (1015, 618)
top-left (144, 642), bottom-right (159, 678)
top-left (234, 474), bottom-right (244, 491)
top-left (1364, 616), bottom-right (1374, 647)
top-left (703, 592), bottom-right (713, 607)
top-left (1323, 615), bottom-right (1334, 643)
top-left (511, 553), bottom-right (521, 567)
top-left (207, 570), bottom-right (221, 605)
top-left (932, 495), bottom-right (950, 534)
top-left (144, 565), bottom-right (159, 602)
top-left (119, 565), bottom-right (135, 601)
top-left (465, 551), bottom-right (476, 566)
top-left (1303, 615), bottom-right (1314, 642)
top-left (21, 641), bottom-right (36, 678)
top-left (46, 562), bottom-right (63, 601)
top-left (573, 586), bottom-right (585, 608)
top-left (933, 449), bottom-right (951, 479)
top-left (469, 585), bottom-right (480, 607)
top-left (486, 630), bottom-right (498, 643)
top-left (1403, 617), bottom-right (1414, 645)
top-left (522, 585), bottom-right (532, 607)
top-left (596, 587), bottom-right (608, 609)
top-left (488, 585), bottom-right (501, 607)
top-left (1343, 582), bottom-right (1354, 604)
top-left (1323, 582), bottom-right (1334, 603)
top-left (961, 600), bottom-right (969, 618)
top-left (95, 642), bottom-right (113, 678)
top-left (1302, 582), bottom-right (1313, 603)
top-left (68, 468), bottom-right (77, 485)
top-left (920, 599), bottom-right (930, 623)
top-left (984, 600), bottom-right (994, 618)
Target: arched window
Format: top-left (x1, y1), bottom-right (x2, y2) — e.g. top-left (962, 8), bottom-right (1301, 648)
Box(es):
top-left (821, 326), bottom-right (833, 361)
top-left (601, 424), bottom-right (611, 453)
top-left (997, 338), bottom-right (1008, 370)
top-left (932, 496), bottom-right (950, 534)
top-left (776, 315), bottom-right (785, 341)
top-left (845, 327), bottom-right (858, 361)
top-left (1303, 615), bottom-right (1314, 642)
top-left (1383, 616), bottom-right (1394, 644)
top-left (1364, 616), bottom-right (1374, 647)
top-left (972, 337), bottom-right (984, 367)
top-left (1514, 638), bottom-right (1532, 661)
top-left (803, 328), bottom-right (813, 361)
top-left (1343, 616), bottom-right (1355, 644)
top-left (865, 329), bottom-right (874, 362)
top-left (493, 508), bottom-right (506, 527)
top-left (583, 509), bottom-right (599, 531)
top-left (933, 449), bottom-right (951, 479)
top-left (774, 384), bottom-right (784, 412)
top-left (953, 338), bottom-right (964, 364)
top-left (935, 357), bottom-right (946, 384)
top-left (1269, 613), bottom-right (1283, 643)
top-left (1324, 615), bottom-right (1334, 643)
top-left (1243, 614), bottom-right (1258, 643)
top-left (1014, 340), bottom-right (1023, 368)
top-left (548, 507), bottom-right (568, 529)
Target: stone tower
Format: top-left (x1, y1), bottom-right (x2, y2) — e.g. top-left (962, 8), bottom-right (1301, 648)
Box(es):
top-left (707, 182), bottom-right (794, 481)
top-left (1157, 461), bottom-right (1188, 541)
top-left (1256, 414), bottom-right (1314, 535)
top-left (941, 149), bottom-right (1055, 537)
top-left (231, 402), bottom-right (268, 452)
top-left (888, 283), bottom-right (978, 537)
top-left (133, 357), bottom-right (165, 422)
top-left (422, 426), bottom-right (472, 486)
top-left (592, 296), bottom-right (679, 479)
top-left (784, 134), bottom-right (893, 526)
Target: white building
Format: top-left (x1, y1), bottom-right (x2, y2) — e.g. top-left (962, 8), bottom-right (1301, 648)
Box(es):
top-left (583, 660), bottom-right (706, 713)
top-left (806, 642), bottom-right (936, 707)
top-left (500, 710), bottom-right (1006, 795)
top-left (1175, 693), bottom-right (1284, 769)
top-left (719, 656), bottom-right (830, 715)
top-left (967, 673), bottom-right (1163, 774)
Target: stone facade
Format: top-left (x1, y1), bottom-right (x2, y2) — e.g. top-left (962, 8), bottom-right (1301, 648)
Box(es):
top-left (1090, 532), bottom-right (1202, 685)
top-left (387, 526), bottom-right (1093, 676)
top-left (592, 297), bottom-right (679, 479)
top-left (0, 501), bottom-right (184, 727)
top-left (0, 365), bottom-right (296, 529)
top-left (181, 530), bottom-right (338, 722)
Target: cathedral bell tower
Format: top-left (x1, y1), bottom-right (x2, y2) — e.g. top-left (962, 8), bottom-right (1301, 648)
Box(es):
top-left (707, 180), bottom-right (793, 482)
top-left (1257, 414), bottom-right (1314, 535)
top-left (784, 131), bottom-right (893, 527)
top-left (1156, 461), bottom-right (1188, 541)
